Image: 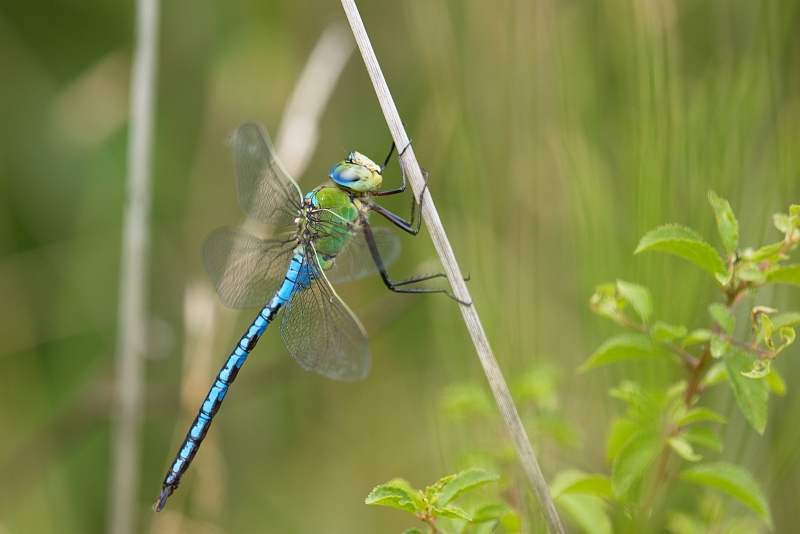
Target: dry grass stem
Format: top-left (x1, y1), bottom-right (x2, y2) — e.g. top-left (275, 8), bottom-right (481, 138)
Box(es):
top-left (341, 1), bottom-right (565, 532)
top-left (108, 0), bottom-right (160, 533)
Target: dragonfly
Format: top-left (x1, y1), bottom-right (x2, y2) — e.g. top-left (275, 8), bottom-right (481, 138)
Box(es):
top-left (154, 122), bottom-right (464, 511)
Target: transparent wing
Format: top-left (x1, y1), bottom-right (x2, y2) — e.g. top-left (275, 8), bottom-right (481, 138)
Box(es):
top-left (234, 122), bottom-right (303, 226)
top-left (280, 250), bottom-right (370, 382)
top-left (323, 226), bottom-right (401, 284)
top-left (203, 227), bottom-right (297, 309)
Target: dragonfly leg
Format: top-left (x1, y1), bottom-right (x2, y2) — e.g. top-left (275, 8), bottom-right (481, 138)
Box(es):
top-left (361, 221), bottom-right (471, 305)
top-left (371, 159), bottom-right (429, 236)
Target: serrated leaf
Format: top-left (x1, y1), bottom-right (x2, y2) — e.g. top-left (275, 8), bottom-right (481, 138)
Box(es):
top-left (550, 470), bottom-right (613, 499)
top-left (737, 264), bottom-right (765, 283)
top-left (724, 349), bottom-right (768, 434)
top-left (471, 503), bottom-right (513, 522)
top-left (580, 333), bottom-right (662, 372)
top-left (678, 407), bottom-right (727, 426)
top-left (682, 426), bottom-right (723, 452)
top-left (749, 242), bottom-right (785, 263)
top-left (635, 224), bottom-right (727, 276)
top-left (611, 429), bottom-right (663, 497)
top-left (426, 474), bottom-right (455, 504)
top-left (366, 480), bottom-right (425, 513)
top-left (680, 463), bottom-right (772, 528)
top-left (765, 264), bottom-right (800, 286)
top-left (708, 191), bottom-right (739, 255)
top-left (668, 436), bottom-right (702, 461)
top-left (651, 321), bottom-right (688, 342)
top-left (774, 213), bottom-right (791, 233)
top-left (432, 504), bottom-right (471, 520)
top-left (709, 336), bottom-right (729, 358)
top-left (741, 359), bottom-right (770, 379)
top-left (780, 327), bottom-right (796, 350)
top-left (616, 280), bottom-right (653, 322)
top-left (683, 329), bottom-right (712, 347)
top-left (708, 303), bottom-right (735, 334)
top-left (766, 365), bottom-right (786, 396)
top-left (556, 494), bottom-right (612, 534)
top-left (700, 363), bottom-right (728, 387)
top-left (436, 468), bottom-right (499, 507)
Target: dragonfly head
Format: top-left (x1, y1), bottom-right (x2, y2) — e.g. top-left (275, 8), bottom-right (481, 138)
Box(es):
top-left (329, 152), bottom-right (383, 192)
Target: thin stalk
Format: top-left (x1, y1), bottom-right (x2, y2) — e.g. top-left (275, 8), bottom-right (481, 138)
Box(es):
top-left (340, 2), bottom-right (565, 533)
top-left (108, 0), bottom-right (160, 533)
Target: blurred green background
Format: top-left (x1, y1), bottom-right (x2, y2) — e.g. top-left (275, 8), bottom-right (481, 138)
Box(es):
top-left (1, 0), bottom-right (799, 532)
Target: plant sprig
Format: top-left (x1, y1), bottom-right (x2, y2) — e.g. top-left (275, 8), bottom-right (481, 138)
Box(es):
top-left (558, 192), bottom-right (798, 531)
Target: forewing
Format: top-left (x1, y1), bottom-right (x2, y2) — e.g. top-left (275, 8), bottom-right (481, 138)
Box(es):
top-left (323, 226), bottom-right (401, 284)
top-left (280, 252), bottom-right (370, 382)
top-left (203, 227), bottom-right (296, 309)
top-left (234, 122), bottom-right (302, 226)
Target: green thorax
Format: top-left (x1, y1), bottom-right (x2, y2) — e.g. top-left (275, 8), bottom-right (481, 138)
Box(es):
top-left (302, 184), bottom-right (368, 270)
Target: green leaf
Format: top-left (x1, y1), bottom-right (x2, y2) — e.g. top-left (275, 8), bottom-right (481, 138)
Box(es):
top-left (736, 264), bottom-right (765, 283)
top-left (431, 504), bottom-right (471, 520)
top-left (425, 474), bottom-right (455, 504)
top-left (748, 242), bottom-right (785, 263)
top-left (774, 213), bottom-right (792, 233)
top-left (634, 224), bottom-right (726, 277)
top-left (682, 426), bottom-right (723, 452)
top-left (741, 359), bottom-right (770, 379)
top-left (771, 311), bottom-right (800, 329)
top-left (791, 205), bottom-right (800, 217)
top-left (708, 191), bottom-right (739, 255)
top-left (715, 271), bottom-right (733, 286)
top-left (760, 314), bottom-right (774, 349)
top-left (678, 407), bottom-right (727, 426)
top-left (708, 303), bottom-right (735, 334)
top-left (609, 381), bottom-right (662, 422)
top-left (611, 429), bottom-right (663, 497)
top-left (709, 335), bottom-right (729, 358)
top-left (766, 365), bottom-right (787, 396)
top-left (780, 326), bottom-right (796, 348)
top-left (606, 417), bottom-right (640, 463)
top-left (616, 280), bottom-right (653, 323)
top-left (680, 463), bottom-right (772, 528)
top-left (765, 264), bottom-right (800, 286)
top-left (401, 529), bottom-right (423, 534)
top-left (700, 363), bottom-right (728, 387)
top-left (668, 436), bottom-right (702, 461)
top-left (652, 321), bottom-right (688, 342)
top-left (436, 468), bottom-right (499, 507)
top-left (724, 349), bottom-right (768, 434)
top-left (556, 494), bottom-right (613, 534)
top-left (512, 365), bottom-right (559, 405)
top-left (580, 333), bottom-right (661, 372)
top-left (439, 384), bottom-right (493, 421)
top-left (471, 503), bottom-right (513, 522)
top-left (366, 479), bottom-right (425, 514)
top-left (550, 470), bottom-right (613, 499)
top-left (683, 329), bottom-right (712, 347)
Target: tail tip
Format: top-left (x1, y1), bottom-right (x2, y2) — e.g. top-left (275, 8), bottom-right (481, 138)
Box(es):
top-left (153, 487), bottom-right (171, 512)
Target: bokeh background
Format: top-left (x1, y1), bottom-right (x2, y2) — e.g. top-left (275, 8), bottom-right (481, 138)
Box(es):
top-left (1, 0), bottom-right (799, 532)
